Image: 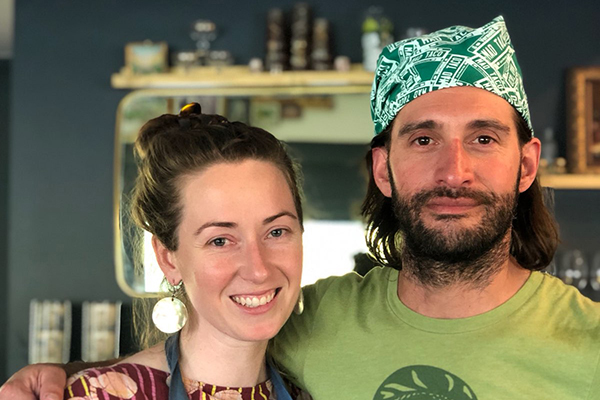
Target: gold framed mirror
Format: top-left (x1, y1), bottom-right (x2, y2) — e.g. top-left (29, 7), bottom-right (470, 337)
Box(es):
top-left (114, 86), bottom-right (374, 296)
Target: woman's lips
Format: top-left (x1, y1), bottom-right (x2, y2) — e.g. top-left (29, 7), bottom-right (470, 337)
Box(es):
top-left (230, 289), bottom-right (278, 309)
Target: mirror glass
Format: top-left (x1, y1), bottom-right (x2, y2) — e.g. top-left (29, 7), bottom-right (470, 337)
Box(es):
top-left (115, 89), bottom-right (374, 296)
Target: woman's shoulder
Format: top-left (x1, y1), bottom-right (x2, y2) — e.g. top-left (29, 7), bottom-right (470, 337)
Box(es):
top-left (65, 345), bottom-right (170, 400)
top-left (117, 341), bottom-right (168, 371)
top-left (65, 362), bottom-right (170, 399)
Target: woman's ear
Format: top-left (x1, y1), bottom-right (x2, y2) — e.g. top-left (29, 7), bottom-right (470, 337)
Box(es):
top-left (372, 147), bottom-right (392, 198)
top-left (519, 137), bottom-right (541, 193)
top-left (152, 236), bottom-right (182, 285)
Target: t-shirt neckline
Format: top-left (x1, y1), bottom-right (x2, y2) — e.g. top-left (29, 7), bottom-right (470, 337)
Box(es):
top-left (386, 267), bottom-right (545, 333)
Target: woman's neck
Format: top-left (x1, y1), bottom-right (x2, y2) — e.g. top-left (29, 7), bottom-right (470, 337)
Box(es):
top-left (177, 324), bottom-right (270, 388)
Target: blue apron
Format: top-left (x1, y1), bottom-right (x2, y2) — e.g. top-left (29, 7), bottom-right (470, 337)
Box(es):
top-left (165, 332), bottom-right (293, 400)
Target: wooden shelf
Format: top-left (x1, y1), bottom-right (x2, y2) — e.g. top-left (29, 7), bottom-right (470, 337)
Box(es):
top-left (111, 65), bottom-right (600, 192)
top-left (539, 174), bottom-right (600, 189)
top-left (111, 64), bottom-right (374, 90)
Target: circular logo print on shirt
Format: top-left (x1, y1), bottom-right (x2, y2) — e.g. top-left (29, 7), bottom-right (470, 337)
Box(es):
top-left (373, 365), bottom-right (478, 400)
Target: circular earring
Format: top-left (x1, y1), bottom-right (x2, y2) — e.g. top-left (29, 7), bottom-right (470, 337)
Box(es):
top-left (293, 289), bottom-right (304, 315)
top-left (152, 280), bottom-right (188, 334)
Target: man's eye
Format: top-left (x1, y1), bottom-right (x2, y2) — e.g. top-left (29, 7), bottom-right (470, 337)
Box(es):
top-left (269, 229), bottom-right (284, 238)
top-left (415, 137), bottom-right (432, 146)
top-left (210, 237), bottom-right (227, 246)
top-left (476, 136), bottom-right (493, 145)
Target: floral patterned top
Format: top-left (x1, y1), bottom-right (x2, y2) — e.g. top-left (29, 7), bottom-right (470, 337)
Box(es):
top-left (64, 363), bottom-right (309, 400)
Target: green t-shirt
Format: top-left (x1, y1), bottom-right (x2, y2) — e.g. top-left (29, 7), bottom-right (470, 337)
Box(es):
top-left (272, 267), bottom-right (600, 399)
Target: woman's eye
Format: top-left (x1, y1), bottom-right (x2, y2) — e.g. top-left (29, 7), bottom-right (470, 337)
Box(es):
top-left (210, 237), bottom-right (227, 247)
top-left (415, 136), bottom-right (432, 146)
top-left (269, 228), bottom-right (284, 238)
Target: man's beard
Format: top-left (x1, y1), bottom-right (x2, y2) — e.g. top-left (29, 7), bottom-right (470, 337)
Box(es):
top-left (391, 174), bottom-right (519, 289)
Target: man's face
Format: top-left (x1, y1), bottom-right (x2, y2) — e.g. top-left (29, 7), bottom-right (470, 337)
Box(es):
top-left (372, 87), bottom-right (540, 262)
top-left (389, 173), bottom-right (518, 263)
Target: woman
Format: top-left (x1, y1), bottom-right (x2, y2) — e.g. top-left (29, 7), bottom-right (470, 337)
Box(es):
top-left (64, 103), bottom-right (309, 400)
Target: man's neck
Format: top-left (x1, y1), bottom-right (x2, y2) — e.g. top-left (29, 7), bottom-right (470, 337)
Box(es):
top-left (397, 256), bottom-right (531, 319)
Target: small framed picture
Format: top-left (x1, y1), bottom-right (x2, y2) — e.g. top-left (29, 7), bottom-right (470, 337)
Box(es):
top-left (125, 41), bottom-right (168, 74)
top-left (29, 300), bottom-right (72, 363)
top-left (566, 67), bottom-right (600, 173)
top-left (81, 301), bottom-right (122, 362)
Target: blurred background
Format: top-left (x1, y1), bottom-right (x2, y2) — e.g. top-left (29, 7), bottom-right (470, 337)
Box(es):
top-left (1, 0), bottom-right (600, 382)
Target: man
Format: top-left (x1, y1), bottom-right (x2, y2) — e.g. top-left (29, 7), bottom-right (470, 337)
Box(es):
top-left (272, 15), bottom-right (600, 399)
top-left (2, 16), bottom-right (599, 400)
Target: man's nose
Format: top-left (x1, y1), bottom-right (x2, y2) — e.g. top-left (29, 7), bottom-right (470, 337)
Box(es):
top-left (434, 139), bottom-right (474, 187)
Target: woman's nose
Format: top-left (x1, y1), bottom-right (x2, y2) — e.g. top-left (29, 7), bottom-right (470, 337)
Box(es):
top-left (239, 241), bottom-right (270, 282)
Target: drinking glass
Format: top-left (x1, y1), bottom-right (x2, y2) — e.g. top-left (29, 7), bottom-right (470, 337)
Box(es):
top-left (590, 251), bottom-right (600, 291)
top-left (557, 249), bottom-right (589, 290)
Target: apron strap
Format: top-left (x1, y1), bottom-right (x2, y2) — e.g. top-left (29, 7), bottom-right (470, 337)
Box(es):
top-left (164, 332), bottom-right (293, 400)
top-left (268, 359), bottom-right (294, 400)
top-left (165, 332), bottom-right (188, 400)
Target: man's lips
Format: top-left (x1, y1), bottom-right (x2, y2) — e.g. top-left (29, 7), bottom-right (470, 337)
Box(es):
top-left (426, 197), bottom-right (481, 213)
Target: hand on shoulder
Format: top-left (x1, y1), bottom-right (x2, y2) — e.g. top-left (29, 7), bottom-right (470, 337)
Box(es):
top-left (0, 363), bottom-right (66, 400)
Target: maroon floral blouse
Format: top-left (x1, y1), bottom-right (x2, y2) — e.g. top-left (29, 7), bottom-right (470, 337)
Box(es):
top-left (64, 363), bottom-right (310, 400)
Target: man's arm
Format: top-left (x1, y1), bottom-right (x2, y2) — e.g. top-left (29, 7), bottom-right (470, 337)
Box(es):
top-left (0, 364), bottom-right (66, 400)
top-left (0, 360), bottom-right (117, 400)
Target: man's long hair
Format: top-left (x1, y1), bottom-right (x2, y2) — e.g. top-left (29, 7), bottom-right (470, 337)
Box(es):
top-left (361, 111), bottom-right (559, 271)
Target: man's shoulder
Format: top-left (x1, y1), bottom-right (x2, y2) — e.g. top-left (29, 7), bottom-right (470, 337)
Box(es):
top-left (304, 266), bottom-right (393, 302)
top-left (535, 271), bottom-right (600, 324)
top-left (537, 272), bottom-right (598, 304)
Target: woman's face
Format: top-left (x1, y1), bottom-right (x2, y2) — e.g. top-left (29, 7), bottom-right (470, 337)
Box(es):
top-left (155, 159), bottom-right (303, 344)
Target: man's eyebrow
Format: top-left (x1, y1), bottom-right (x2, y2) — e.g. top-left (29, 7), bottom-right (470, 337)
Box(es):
top-left (467, 119), bottom-right (511, 134)
top-left (263, 211), bottom-right (298, 225)
top-left (396, 120), bottom-right (439, 137)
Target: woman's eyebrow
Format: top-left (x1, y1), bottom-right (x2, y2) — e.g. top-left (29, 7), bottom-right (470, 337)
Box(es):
top-left (192, 211), bottom-right (297, 236)
top-left (263, 211), bottom-right (297, 225)
top-left (194, 221), bottom-right (236, 236)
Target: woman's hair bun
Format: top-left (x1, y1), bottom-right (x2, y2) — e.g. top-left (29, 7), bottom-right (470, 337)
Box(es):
top-left (136, 102), bottom-right (236, 159)
top-left (178, 102), bottom-right (229, 126)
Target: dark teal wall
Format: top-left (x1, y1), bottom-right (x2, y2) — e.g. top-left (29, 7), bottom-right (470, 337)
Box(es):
top-left (5, 0), bottom-right (600, 378)
top-left (0, 59), bottom-right (9, 383)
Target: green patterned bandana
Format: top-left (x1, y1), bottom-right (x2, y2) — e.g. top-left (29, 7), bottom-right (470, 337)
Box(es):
top-left (370, 16), bottom-right (532, 136)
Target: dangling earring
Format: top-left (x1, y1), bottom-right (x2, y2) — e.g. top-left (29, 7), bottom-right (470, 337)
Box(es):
top-left (152, 280), bottom-right (189, 334)
top-left (294, 289), bottom-right (304, 315)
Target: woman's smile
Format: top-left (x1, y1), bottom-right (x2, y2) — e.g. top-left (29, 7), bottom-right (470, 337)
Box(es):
top-left (231, 288), bottom-right (279, 309)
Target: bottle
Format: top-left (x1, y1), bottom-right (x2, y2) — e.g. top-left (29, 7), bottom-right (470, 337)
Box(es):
top-left (290, 3), bottom-right (312, 70)
top-left (265, 8), bottom-right (288, 73)
top-left (311, 18), bottom-right (331, 70)
top-left (541, 127), bottom-right (558, 167)
top-left (361, 7), bottom-right (393, 72)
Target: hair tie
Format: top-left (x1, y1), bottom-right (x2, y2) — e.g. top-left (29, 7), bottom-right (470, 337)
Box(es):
top-left (178, 102), bottom-right (202, 129)
top-left (179, 102), bottom-right (202, 116)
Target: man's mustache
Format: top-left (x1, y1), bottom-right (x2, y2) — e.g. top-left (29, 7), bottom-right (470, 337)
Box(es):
top-left (411, 186), bottom-right (496, 207)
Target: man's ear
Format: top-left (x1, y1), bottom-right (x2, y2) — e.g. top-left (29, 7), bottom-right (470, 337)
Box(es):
top-left (519, 137), bottom-right (541, 193)
top-left (372, 146), bottom-right (392, 198)
top-left (152, 236), bottom-right (183, 284)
